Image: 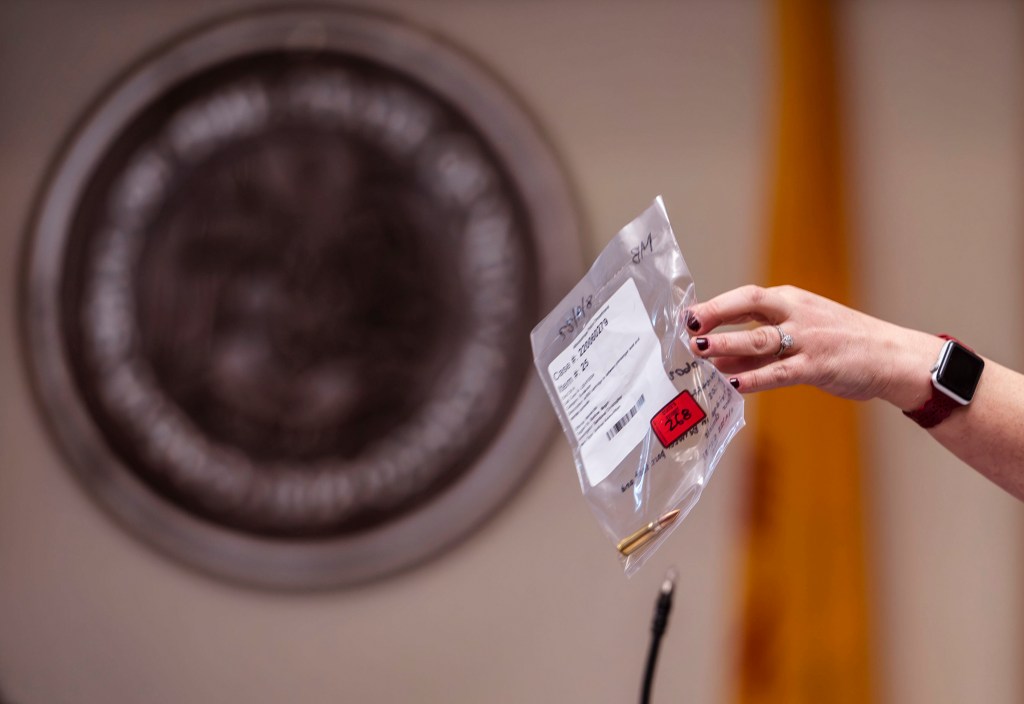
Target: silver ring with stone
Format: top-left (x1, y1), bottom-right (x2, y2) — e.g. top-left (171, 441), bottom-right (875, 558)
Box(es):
top-left (774, 325), bottom-right (794, 357)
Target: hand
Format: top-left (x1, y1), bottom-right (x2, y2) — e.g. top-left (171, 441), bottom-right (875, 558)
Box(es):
top-left (684, 285), bottom-right (942, 410)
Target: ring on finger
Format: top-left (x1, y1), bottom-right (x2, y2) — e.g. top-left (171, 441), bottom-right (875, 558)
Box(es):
top-left (774, 324), bottom-right (794, 357)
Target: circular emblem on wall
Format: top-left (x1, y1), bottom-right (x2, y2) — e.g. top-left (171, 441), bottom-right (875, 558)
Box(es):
top-left (22, 8), bottom-right (581, 588)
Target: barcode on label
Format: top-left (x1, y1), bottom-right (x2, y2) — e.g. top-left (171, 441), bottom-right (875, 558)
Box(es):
top-left (606, 395), bottom-right (646, 441)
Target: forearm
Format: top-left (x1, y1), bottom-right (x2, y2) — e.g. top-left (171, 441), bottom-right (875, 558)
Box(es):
top-left (927, 361), bottom-right (1024, 500)
top-left (880, 327), bottom-right (1024, 500)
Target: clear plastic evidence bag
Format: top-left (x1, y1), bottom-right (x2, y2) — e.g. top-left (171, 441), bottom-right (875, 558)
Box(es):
top-left (531, 197), bottom-right (745, 575)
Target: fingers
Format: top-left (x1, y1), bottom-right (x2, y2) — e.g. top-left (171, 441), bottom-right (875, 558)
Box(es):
top-left (683, 284), bottom-right (815, 395)
top-left (708, 355), bottom-right (804, 394)
top-left (684, 285), bottom-right (792, 334)
top-left (691, 319), bottom-right (804, 394)
top-left (732, 358), bottom-right (803, 393)
top-left (691, 326), bottom-right (788, 359)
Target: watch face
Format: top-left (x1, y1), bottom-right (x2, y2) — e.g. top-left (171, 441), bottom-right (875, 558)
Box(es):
top-left (935, 341), bottom-right (985, 404)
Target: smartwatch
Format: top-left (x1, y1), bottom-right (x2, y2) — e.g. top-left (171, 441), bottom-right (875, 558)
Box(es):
top-left (903, 335), bottom-right (984, 428)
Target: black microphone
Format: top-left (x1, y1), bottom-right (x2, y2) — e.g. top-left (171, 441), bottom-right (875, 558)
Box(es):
top-left (640, 568), bottom-right (677, 704)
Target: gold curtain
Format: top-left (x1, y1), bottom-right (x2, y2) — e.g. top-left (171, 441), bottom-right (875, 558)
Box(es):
top-left (735, 0), bottom-right (872, 702)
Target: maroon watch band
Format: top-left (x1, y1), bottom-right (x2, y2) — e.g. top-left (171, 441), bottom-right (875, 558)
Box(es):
top-left (903, 334), bottom-right (965, 429)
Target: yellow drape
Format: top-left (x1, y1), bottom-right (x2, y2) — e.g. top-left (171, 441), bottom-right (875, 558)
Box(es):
top-left (735, 1), bottom-right (872, 702)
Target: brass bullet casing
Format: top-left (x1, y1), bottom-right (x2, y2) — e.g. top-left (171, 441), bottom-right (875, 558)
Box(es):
top-left (616, 509), bottom-right (682, 556)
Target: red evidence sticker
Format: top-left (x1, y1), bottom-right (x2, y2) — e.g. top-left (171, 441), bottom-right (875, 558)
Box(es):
top-left (650, 390), bottom-right (706, 447)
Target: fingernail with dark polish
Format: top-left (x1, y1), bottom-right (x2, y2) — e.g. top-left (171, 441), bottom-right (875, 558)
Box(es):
top-left (729, 378), bottom-right (740, 389)
top-left (686, 312), bottom-right (701, 332)
top-left (695, 337), bottom-right (709, 351)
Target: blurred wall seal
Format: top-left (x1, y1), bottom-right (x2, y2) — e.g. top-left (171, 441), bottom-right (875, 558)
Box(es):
top-left (21, 8), bottom-right (582, 588)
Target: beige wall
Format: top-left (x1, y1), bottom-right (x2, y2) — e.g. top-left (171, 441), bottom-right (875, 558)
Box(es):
top-left (0, 1), bottom-right (1020, 703)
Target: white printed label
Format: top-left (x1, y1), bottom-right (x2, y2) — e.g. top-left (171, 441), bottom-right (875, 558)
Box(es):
top-left (547, 278), bottom-right (678, 486)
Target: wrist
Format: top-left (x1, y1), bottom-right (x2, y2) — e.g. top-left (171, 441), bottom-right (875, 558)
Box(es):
top-left (879, 328), bottom-right (946, 412)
